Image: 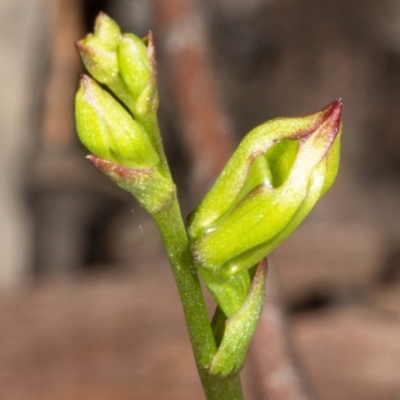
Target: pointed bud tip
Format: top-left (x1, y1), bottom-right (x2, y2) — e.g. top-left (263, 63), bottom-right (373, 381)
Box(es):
top-left (78, 74), bottom-right (92, 87)
top-left (93, 12), bottom-right (121, 50)
top-left (146, 31), bottom-right (157, 67)
top-left (331, 98), bottom-right (343, 115)
top-left (87, 155), bottom-right (116, 174)
top-left (318, 99), bottom-right (342, 139)
top-left (87, 154), bottom-right (103, 168)
top-left (142, 31), bottom-right (154, 47)
top-left (322, 98), bottom-right (342, 121)
top-left (252, 257), bottom-right (268, 284)
top-left (330, 98), bottom-right (342, 128)
top-left (75, 40), bottom-right (92, 56)
top-left (87, 155), bottom-right (118, 173)
top-left (86, 154), bottom-right (96, 162)
top-left (77, 75), bottom-right (98, 106)
top-left (76, 38), bottom-right (98, 55)
top-left (330, 98), bottom-right (342, 113)
top-left (94, 12), bottom-right (113, 30)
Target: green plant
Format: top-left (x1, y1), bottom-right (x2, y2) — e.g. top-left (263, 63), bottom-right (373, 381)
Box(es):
top-left (75, 13), bottom-right (342, 400)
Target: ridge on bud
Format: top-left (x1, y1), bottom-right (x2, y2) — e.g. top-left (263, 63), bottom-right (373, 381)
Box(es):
top-left (75, 75), bottom-right (159, 170)
top-left (188, 100), bottom-right (342, 279)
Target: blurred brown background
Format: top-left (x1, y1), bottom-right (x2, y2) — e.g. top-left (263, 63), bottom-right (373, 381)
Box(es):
top-left (0, 0), bottom-right (400, 399)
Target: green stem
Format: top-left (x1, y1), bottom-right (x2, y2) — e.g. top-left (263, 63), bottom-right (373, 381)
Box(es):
top-left (153, 191), bottom-right (244, 400)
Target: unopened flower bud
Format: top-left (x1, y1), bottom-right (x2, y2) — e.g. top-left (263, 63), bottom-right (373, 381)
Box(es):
top-left (76, 13), bottom-right (158, 122)
top-left (188, 100), bottom-right (342, 278)
top-left (75, 13), bottom-right (121, 85)
top-left (118, 33), bottom-right (152, 100)
top-left (76, 36), bottom-right (119, 85)
top-left (75, 75), bottom-right (159, 169)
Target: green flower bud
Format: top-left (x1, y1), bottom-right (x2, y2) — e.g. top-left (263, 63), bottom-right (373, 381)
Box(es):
top-left (188, 100), bottom-right (342, 278)
top-left (75, 75), bottom-right (159, 169)
top-left (118, 33), bottom-right (152, 100)
top-left (76, 35), bottom-right (119, 85)
top-left (76, 14), bottom-right (158, 122)
top-left (76, 13), bottom-right (121, 85)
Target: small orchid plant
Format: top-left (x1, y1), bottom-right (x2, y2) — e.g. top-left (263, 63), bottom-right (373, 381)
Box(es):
top-left (75, 13), bottom-right (342, 400)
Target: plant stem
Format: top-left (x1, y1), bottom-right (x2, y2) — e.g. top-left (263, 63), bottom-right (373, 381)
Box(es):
top-left (153, 190), bottom-right (244, 400)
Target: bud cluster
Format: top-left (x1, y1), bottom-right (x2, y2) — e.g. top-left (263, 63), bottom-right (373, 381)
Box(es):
top-left (75, 13), bottom-right (173, 213)
top-left (75, 13), bottom-right (165, 172)
top-left (76, 13), bottom-right (156, 114)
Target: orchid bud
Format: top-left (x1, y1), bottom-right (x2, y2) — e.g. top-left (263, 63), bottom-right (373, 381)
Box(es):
top-left (118, 33), bottom-right (152, 100)
top-left (75, 13), bottom-right (120, 85)
top-left (188, 100), bottom-right (342, 279)
top-left (75, 75), bottom-right (159, 170)
top-left (76, 13), bottom-right (157, 118)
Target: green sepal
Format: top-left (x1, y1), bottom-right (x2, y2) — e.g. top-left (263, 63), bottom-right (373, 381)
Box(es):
top-left (220, 159), bottom-right (328, 277)
top-left (199, 268), bottom-right (251, 318)
top-left (87, 156), bottom-right (175, 215)
top-left (76, 36), bottom-right (119, 85)
top-left (75, 75), bottom-right (159, 170)
top-left (208, 258), bottom-right (268, 377)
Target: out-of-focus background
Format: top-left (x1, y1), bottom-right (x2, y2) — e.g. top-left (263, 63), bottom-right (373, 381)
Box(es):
top-left (1, 0), bottom-right (400, 399)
